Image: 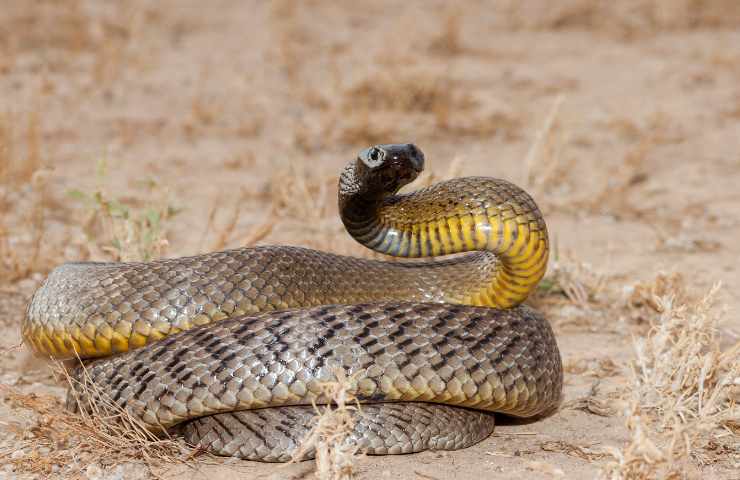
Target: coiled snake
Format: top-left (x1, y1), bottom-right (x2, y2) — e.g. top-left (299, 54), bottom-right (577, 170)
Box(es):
top-left (23, 144), bottom-right (562, 461)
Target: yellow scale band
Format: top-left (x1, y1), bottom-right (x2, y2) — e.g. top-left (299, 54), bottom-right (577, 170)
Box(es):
top-left (35, 312), bottom-right (201, 358)
top-left (446, 217), bottom-right (464, 253)
top-left (381, 207), bottom-right (549, 310)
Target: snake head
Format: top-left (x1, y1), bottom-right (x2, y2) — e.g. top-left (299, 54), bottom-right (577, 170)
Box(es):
top-left (357, 144), bottom-right (425, 195)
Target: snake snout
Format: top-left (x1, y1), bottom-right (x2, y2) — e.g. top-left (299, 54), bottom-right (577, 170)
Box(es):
top-left (380, 143), bottom-right (424, 174)
top-left (403, 143), bottom-right (425, 173)
top-left (389, 144), bottom-right (424, 187)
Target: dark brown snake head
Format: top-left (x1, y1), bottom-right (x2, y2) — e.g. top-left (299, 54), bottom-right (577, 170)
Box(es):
top-left (357, 143), bottom-right (425, 195)
top-left (340, 144), bottom-right (425, 202)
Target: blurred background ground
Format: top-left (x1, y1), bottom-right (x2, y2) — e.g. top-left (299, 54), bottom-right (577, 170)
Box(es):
top-left (0, 1), bottom-right (738, 479)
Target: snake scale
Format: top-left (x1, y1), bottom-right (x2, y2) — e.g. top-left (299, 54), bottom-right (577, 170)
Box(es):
top-left (23, 144), bottom-right (562, 461)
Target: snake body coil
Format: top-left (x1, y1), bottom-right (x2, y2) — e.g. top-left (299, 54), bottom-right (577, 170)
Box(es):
top-left (23, 144), bottom-right (562, 461)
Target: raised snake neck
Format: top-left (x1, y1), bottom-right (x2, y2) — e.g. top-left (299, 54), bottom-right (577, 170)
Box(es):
top-left (23, 143), bottom-right (561, 461)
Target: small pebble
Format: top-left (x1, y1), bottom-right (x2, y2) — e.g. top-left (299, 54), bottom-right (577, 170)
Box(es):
top-left (10, 449), bottom-right (25, 459)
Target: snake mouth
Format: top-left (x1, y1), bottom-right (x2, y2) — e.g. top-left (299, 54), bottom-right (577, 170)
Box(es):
top-left (396, 165), bottom-right (420, 183)
top-left (378, 159), bottom-right (422, 193)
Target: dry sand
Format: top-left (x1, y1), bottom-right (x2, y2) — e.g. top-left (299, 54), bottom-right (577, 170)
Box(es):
top-left (1, 1), bottom-right (738, 479)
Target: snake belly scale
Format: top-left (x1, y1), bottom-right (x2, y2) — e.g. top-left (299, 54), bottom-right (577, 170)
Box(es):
top-left (22, 144), bottom-right (562, 461)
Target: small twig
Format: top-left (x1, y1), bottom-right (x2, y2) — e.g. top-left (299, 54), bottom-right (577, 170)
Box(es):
top-left (493, 431), bottom-right (538, 436)
top-left (415, 471), bottom-right (443, 480)
top-left (485, 451), bottom-right (515, 458)
top-left (523, 94), bottom-right (564, 189)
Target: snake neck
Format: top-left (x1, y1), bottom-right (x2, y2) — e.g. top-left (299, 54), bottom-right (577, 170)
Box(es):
top-left (338, 162), bottom-right (385, 226)
top-left (339, 173), bottom-right (549, 309)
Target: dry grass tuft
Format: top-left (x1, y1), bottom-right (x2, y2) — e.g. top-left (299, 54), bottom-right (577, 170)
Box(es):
top-left (340, 72), bottom-right (479, 143)
top-left (523, 95), bottom-right (566, 192)
top-left (0, 170), bottom-right (53, 282)
top-left (292, 369), bottom-right (361, 480)
top-left (0, 362), bottom-right (190, 478)
top-left (428, 8), bottom-right (465, 56)
top-left (520, 95), bottom-right (578, 211)
top-left (501, 0), bottom-right (740, 36)
top-left (337, 70), bottom-right (521, 145)
top-left (200, 188), bottom-right (250, 252)
top-left (0, 108), bottom-right (59, 281)
top-left (338, 110), bottom-right (400, 149)
top-left (579, 112), bottom-right (685, 221)
top-left (653, 225), bottom-right (723, 255)
top-left (532, 255), bottom-right (606, 316)
top-left (268, 0), bottom-right (315, 85)
top-left (625, 272), bottom-right (691, 315)
top-left (266, 165), bottom-right (336, 227)
top-left (0, 108), bottom-right (44, 186)
top-left (1, 1), bottom-right (149, 87)
top-left (0, 111), bottom-right (12, 182)
top-left (526, 108), bottom-right (686, 221)
top-left (67, 160), bottom-right (178, 262)
top-left (343, 74), bottom-right (470, 114)
top-left (601, 284), bottom-right (740, 478)
top-left (197, 182), bottom-right (277, 253)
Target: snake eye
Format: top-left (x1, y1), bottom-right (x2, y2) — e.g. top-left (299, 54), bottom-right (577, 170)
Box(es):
top-left (360, 146), bottom-right (386, 169)
top-left (368, 147), bottom-right (382, 162)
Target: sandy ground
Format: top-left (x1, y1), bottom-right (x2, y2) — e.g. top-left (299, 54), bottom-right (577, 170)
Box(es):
top-left (1, 1), bottom-right (739, 479)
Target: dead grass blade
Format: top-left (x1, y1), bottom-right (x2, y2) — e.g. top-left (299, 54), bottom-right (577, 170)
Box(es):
top-left (291, 369), bottom-right (361, 480)
top-left (501, 1), bottom-right (740, 36)
top-left (242, 218), bottom-right (276, 247)
top-left (541, 440), bottom-right (609, 461)
top-left (207, 188), bottom-right (249, 252)
top-left (524, 94), bottom-right (565, 192)
top-left (428, 7), bottom-right (465, 56)
top-left (0, 108), bottom-right (60, 281)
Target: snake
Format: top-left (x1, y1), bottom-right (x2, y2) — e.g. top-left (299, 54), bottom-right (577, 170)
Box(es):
top-left (22, 143), bottom-right (562, 462)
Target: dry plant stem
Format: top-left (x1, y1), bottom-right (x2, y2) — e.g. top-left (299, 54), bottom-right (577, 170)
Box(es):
top-left (208, 188), bottom-right (249, 251)
top-left (541, 440), bottom-right (609, 461)
top-left (524, 94), bottom-right (565, 191)
top-left (429, 7), bottom-right (464, 55)
top-left (0, 108), bottom-right (56, 280)
top-left (291, 369), bottom-right (360, 480)
top-left (242, 217), bottom-right (276, 246)
top-left (197, 194), bottom-right (223, 253)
